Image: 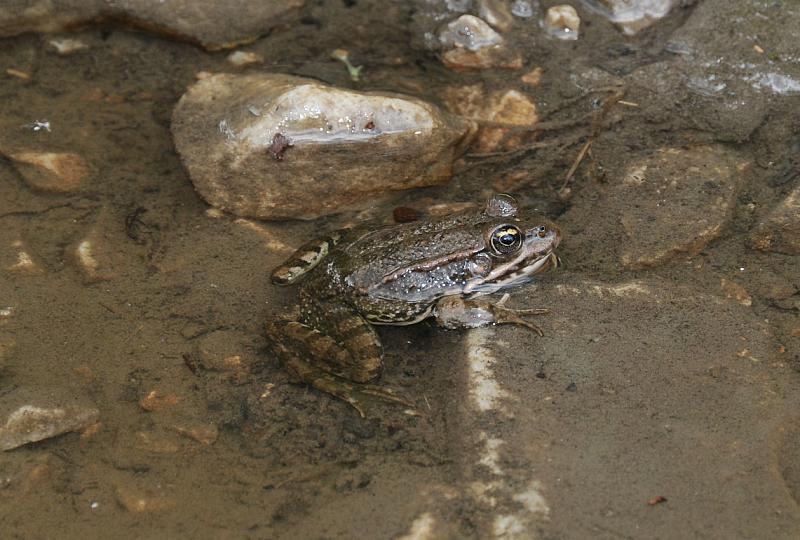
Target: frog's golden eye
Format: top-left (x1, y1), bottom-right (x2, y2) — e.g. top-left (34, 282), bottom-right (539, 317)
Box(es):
top-left (490, 225), bottom-right (523, 255)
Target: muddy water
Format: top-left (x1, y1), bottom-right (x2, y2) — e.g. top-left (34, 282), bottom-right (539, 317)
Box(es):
top-left (1, 1), bottom-right (799, 539)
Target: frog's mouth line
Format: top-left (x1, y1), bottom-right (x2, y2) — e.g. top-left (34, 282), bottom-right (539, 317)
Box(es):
top-left (464, 249), bottom-right (557, 296)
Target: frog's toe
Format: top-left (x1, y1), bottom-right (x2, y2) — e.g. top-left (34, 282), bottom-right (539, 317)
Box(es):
top-left (284, 357), bottom-right (416, 417)
top-left (338, 383), bottom-right (417, 418)
top-left (489, 305), bottom-right (546, 336)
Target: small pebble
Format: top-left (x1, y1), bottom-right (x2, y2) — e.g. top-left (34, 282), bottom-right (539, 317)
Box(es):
top-left (48, 39), bottom-right (88, 55)
top-left (227, 50), bottom-right (263, 67)
top-left (542, 5), bottom-right (580, 40)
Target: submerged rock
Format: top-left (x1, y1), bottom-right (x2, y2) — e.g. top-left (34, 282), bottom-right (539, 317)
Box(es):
top-left (633, 0), bottom-right (800, 142)
top-left (542, 5), bottom-right (581, 41)
top-left (616, 147), bottom-right (746, 269)
top-left (0, 388), bottom-right (99, 451)
top-left (172, 73), bottom-right (475, 220)
top-left (439, 14), bottom-right (522, 70)
top-left (0, 0), bottom-right (304, 50)
top-left (4, 150), bottom-right (89, 193)
top-left (563, 146), bottom-right (748, 270)
top-left (580, 0), bottom-right (682, 35)
top-left (749, 183), bottom-right (800, 255)
top-left (442, 85), bottom-right (538, 152)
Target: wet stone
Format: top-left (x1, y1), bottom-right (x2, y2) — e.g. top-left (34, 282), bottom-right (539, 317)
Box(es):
top-left (0, 0), bottom-right (305, 51)
top-left (566, 146), bottom-right (746, 269)
top-left (70, 208), bottom-right (129, 283)
top-left (580, 0), bottom-right (680, 35)
top-left (438, 14), bottom-right (503, 51)
top-left (627, 0), bottom-right (800, 142)
top-left (115, 482), bottom-right (176, 513)
top-left (171, 73), bottom-right (475, 220)
top-left (3, 150), bottom-right (89, 193)
top-left (542, 5), bottom-right (581, 41)
top-left (0, 387), bottom-right (100, 451)
top-left (4, 240), bottom-right (44, 275)
top-left (749, 183), bottom-right (800, 255)
top-left (439, 14), bottom-right (523, 71)
top-left (442, 85), bottom-right (538, 152)
top-left (195, 330), bottom-right (258, 374)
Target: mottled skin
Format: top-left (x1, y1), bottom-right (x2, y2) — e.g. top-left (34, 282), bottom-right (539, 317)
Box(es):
top-left (266, 194), bottom-right (561, 415)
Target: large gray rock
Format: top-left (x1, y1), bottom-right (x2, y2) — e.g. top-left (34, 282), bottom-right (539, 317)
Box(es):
top-left (0, 0), bottom-right (304, 50)
top-left (171, 73), bottom-right (475, 220)
top-left (627, 0), bottom-right (800, 142)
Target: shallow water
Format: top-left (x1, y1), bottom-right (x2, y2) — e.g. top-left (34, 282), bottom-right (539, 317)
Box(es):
top-left (1, 1), bottom-right (799, 538)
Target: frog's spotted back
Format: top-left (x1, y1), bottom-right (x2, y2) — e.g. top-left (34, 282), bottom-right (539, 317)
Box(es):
top-left (271, 231), bottom-right (343, 285)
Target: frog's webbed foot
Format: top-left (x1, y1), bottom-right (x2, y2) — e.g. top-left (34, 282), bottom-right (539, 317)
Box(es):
top-left (434, 293), bottom-right (549, 336)
top-left (284, 355), bottom-right (417, 418)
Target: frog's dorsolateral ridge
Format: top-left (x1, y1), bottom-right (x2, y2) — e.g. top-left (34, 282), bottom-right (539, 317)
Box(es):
top-left (265, 194), bottom-right (561, 416)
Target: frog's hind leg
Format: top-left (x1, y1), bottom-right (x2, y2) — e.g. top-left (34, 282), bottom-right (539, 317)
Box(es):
top-left (270, 231), bottom-right (343, 285)
top-left (265, 316), bottom-right (415, 417)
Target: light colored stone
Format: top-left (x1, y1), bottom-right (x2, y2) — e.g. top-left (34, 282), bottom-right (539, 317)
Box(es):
top-left (581, 0), bottom-right (679, 35)
top-left (48, 38), bottom-right (88, 55)
top-left (477, 0), bottom-right (514, 31)
top-left (749, 183), bottom-right (800, 255)
top-left (0, 0), bottom-right (305, 51)
top-left (542, 5), bottom-right (580, 40)
top-left (173, 421), bottom-right (218, 445)
top-left (442, 86), bottom-right (538, 152)
top-left (439, 14), bottom-right (503, 51)
top-left (70, 208), bottom-right (130, 282)
top-left (116, 483), bottom-right (175, 513)
top-left (438, 14), bottom-right (521, 71)
top-left (5, 151), bottom-right (89, 193)
top-left (5, 240), bottom-right (44, 274)
top-left (227, 50), bottom-right (263, 67)
top-left (0, 388), bottom-right (100, 451)
top-left (171, 73), bottom-right (475, 220)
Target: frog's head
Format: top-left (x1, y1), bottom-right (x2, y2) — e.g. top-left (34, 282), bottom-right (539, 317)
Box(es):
top-left (463, 194), bottom-right (561, 295)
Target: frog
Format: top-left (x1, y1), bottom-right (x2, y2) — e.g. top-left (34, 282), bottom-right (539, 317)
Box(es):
top-left (265, 194), bottom-right (561, 416)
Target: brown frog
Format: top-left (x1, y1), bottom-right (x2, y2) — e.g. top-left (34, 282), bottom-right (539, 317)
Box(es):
top-left (266, 194), bottom-right (561, 415)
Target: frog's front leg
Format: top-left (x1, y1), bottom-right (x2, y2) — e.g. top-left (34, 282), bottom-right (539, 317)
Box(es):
top-left (433, 293), bottom-right (549, 335)
top-left (265, 299), bottom-right (414, 417)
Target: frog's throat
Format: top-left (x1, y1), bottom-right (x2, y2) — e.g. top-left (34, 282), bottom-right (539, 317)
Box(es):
top-left (463, 249), bottom-right (555, 295)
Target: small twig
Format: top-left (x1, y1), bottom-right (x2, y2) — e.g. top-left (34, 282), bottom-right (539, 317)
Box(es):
top-left (561, 139), bottom-right (592, 189)
top-left (464, 115), bottom-right (590, 132)
top-left (560, 89), bottom-right (626, 190)
top-left (466, 140), bottom-right (558, 159)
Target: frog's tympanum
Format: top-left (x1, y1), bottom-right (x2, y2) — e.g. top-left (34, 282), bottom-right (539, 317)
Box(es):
top-left (266, 194), bottom-right (561, 416)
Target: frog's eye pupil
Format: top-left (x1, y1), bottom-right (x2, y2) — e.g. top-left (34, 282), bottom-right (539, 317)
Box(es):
top-left (490, 225), bottom-right (522, 255)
